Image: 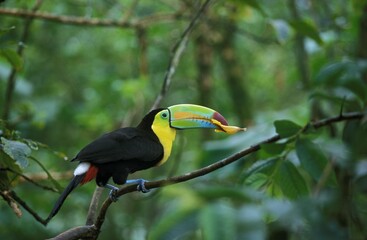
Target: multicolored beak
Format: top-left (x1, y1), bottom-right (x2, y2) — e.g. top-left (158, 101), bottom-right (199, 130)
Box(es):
top-left (167, 104), bottom-right (246, 134)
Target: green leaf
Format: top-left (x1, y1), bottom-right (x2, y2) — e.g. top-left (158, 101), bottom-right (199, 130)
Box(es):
top-left (296, 138), bottom-right (336, 184)
top-left (1, 137), bottom-right (31, 168)
top-left (265, 181), bottom-right (283, 198)
top-left (309, 90), bottom-right (347, 103)
top-left (288, 19), bottom-right (323, 45)
top-left (200, 204), bottom-right (236, 240)
top-left (149, 207), bottom-right (199, 240)
top-left (261, 142), bottom-right (286, 155)
top-left (0, 49), bottom-right (23, 71)
top-left (242, 158), bottom-right (279, 182)
top-left (275, 161), bottom-right (309, 199)
top-left (314, 60), bottom-right (367, 103)
top-left (315, 61), bottom-right (350, 85)
top-left (246, 171), bottom-right (285, 198)
top-left (0, 151), bottom-right (13, 190)
top-left (343, 120), bottom-right (367, 156)
top-left (245, 172), bottom-right (269, 189)
top-left (343, 78), bottom-right (367, 103)
top-left (274, 120), bottom-right (302, 138)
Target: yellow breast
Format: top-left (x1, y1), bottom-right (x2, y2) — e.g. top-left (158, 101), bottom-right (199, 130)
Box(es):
top-left (151, 121), bottom-right (176, 166)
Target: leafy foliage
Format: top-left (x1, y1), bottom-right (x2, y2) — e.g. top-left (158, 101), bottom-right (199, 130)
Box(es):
top-left (296, 138), bottom-right (336, 184)
top-left (0, 0), bottom-right (367, 240)
top-left (1, 137), bottom-right (31, 168)
top-left (274, 119), bottom-right (302, 138)
top-left (0, 48), bottom-right (23, 71)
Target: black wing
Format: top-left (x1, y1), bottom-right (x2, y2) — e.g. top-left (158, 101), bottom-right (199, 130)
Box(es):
top-left (73, 127), bottom-right (163, 164)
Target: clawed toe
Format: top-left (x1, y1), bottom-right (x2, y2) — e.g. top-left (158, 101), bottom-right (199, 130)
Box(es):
top-left (104, 179), bottom-right (150, 200)
top-left (104, 184), bottom-right (120, 202)
top-left (126, 179), bottom-right (150, 193)
top-left (137, 181), bottom-right (150, 193)
top-left (109, 189), bottom-right (119, 202)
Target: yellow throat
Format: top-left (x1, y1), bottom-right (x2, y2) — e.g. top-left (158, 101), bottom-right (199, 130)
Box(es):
top-left (151, 113), bottom-right (177, 166)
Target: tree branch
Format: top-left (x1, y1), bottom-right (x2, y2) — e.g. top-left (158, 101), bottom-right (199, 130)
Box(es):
top-left (49, 111), bottom-right (366, 239)
top-left (0, 167), bottom-right (58, 192)
top-left (46, 225), bottom-right (97, 240)
top-left (85, 187), bottom-right (104, 226)
top-left (9, 190), bottom-right (48, 225)
top-left (311, 111), bottom-right (365, 129)
top-left (0, 190), bottom-right (22, 217)
top-left (150, 0), bottom-right (212, 110)
top-left (0, 7), bottom-right (180, 29)
top-left (89, 111), bottom-right (365, 239)
top-left (2, 1), bottom-right (43, 121)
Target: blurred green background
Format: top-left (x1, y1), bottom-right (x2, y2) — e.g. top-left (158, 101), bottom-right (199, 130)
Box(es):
top-left (1, 0), bottom-right (367, 239)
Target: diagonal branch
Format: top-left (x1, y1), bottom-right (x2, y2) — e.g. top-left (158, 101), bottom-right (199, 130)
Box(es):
top-left (49, 111), bottom-right (366, 239)
top-left (150, 0), bottom-right (212, 110)
top-left (92, 111), bottom-right (366, 236)
top-left (9, 190), bottom-right (48, 225)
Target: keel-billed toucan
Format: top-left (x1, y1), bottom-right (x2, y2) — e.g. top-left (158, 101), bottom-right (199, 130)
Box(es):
top-left (45, 104), bottom-right (245, 223)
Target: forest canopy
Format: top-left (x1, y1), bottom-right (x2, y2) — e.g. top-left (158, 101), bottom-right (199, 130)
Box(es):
top-left (0, 0), bottom-right (367, 239)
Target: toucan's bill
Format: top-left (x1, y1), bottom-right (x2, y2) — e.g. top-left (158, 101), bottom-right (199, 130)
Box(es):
top-left (167, 104), bottom-right (246, 134)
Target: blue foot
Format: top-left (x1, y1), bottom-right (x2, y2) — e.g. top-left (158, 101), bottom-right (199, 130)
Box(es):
top-left (126, 179), bottom-right (150, 193)
top-left (105, 184), bottom-right (119, 202)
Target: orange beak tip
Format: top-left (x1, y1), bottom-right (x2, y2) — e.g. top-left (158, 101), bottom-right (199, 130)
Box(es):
top-left (211, 119), bottom-right (247, 134)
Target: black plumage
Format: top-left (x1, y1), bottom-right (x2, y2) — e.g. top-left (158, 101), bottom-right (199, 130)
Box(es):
top-left (73, 108), bottom-right (164, 186)
top-left (74, 127), bottom-right (163, 185)
top-left (46, 109), bottom-right (164, 224)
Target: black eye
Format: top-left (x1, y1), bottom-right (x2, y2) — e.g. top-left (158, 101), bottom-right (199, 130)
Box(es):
top-left (162, 112), bottom-right (168, 118)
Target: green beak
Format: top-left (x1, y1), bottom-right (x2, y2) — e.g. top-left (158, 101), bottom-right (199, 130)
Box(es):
top-left (167, 104), bottom-right (246, 134)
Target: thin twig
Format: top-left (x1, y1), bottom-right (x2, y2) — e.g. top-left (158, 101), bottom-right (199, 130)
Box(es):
top-left (9, 190), bottom-right (48, 225)
top-left (311, 111), bottom-right (365, 129)
top-left (0, 190), bottom-right (22, 217)
top-left (150, 0), bottom-right (212, 110)
top-left (17, 170), bottom-right (73, 182)
top-left (121, 0), bottom-right (140, 22)
top-left (2, 1), bottom-right (43, 120)
top-left (313, 159), bottom-right (335, 196)
top-left (0, 7), bottom-right (180, 29)
top-left (0, 167), bottom-right (58, 192)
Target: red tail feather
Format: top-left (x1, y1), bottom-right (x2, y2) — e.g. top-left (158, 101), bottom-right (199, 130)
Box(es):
top-left (80, 164), bottom-right (98, 185)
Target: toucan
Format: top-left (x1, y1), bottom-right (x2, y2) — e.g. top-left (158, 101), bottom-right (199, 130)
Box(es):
top-left (45, 104), bottom-right (245, 223)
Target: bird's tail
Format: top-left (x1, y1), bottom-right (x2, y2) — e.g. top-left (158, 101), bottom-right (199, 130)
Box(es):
top-left (45, 174), bottom-right (85, 224)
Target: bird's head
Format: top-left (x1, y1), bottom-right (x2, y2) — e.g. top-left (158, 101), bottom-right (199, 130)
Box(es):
top-left (148, 104), bottom-right (246, 134)
top-left (138, 104), bottom-right (246, 166)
